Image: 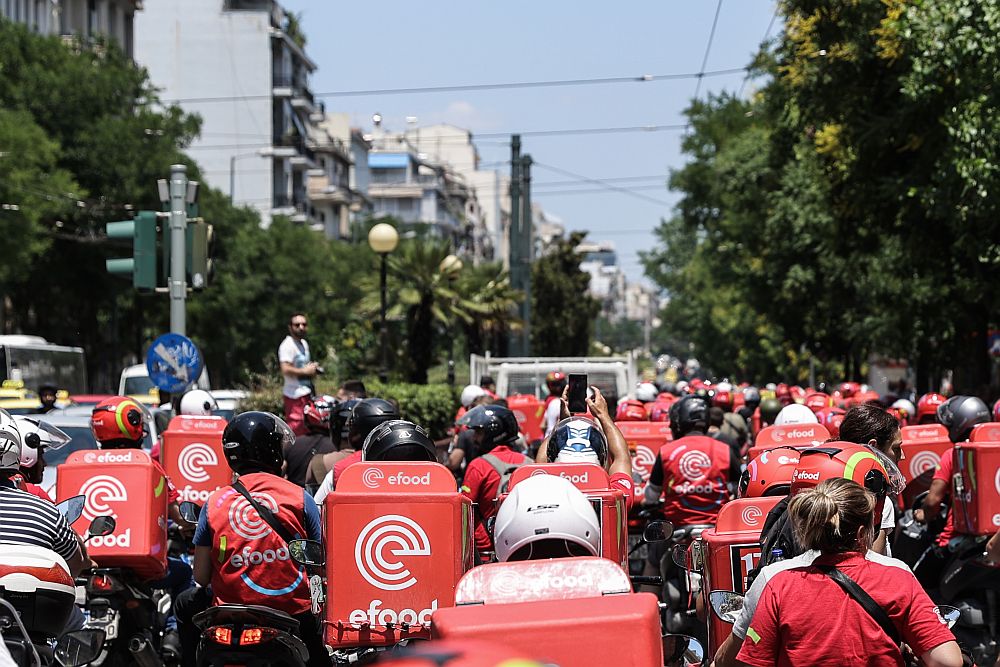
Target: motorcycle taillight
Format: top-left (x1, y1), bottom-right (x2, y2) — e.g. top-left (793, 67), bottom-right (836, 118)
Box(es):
top-left (86, 573), bottom-right (123, 595)
top-left (239, 627), bottom-right (277, 645)
top-left (205, 626), bottom-right (233, 645)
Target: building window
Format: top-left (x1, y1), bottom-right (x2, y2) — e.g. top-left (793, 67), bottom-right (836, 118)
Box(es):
top-left (87, 0), bottom-right (97, 36)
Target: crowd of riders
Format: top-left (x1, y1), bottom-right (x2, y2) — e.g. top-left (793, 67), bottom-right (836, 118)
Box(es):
top-left (3, 364), bottom-right (1000, 666)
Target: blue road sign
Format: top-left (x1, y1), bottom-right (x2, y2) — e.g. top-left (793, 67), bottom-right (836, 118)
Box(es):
top-left (145, 333), bottom-right (203, 393)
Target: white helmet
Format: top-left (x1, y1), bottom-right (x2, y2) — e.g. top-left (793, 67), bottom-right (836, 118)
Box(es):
top-left (179, 390), bottom-right (218, 416)
top-left (891, 399), bottom-right (917, 421)
top-left (774, 403), bottom-right (820, 426)
top-left (460, 384), bottom-right (487, 409)
top-left (0, 410), bottom-right (23, 473)
top-left (493, 474), bottom-right (601, 562)
top-left (12, 417), bottom-right (71, 469)
top-left (716, 381), bottom-right (733, 393)
top-left (635, 383), bottom-right (658, 403)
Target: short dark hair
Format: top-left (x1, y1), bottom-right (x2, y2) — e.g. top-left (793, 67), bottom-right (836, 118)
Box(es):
top-left (479, 375), bottom-right (495, 387)
top-left (708, 406), bottom-right (725, 428)
top-left (839, 403), bottom-right (899, 451)
top-left (289, 312), bottom-right (306, 324)
top-left (341, 380), bottom-right (367, 398)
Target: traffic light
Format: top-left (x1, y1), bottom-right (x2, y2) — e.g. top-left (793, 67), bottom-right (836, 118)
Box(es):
top-left (105, 211), bottom-right (158, 291)
top-left (161, 217), bottom-right (214, 290)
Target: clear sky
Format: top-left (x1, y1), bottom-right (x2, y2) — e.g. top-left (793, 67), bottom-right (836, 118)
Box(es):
top-left (281, 0), bottom-right (779, 283)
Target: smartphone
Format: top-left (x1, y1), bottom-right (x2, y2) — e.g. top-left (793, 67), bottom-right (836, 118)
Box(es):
top-left (567, 373), bottom-right (588, 413)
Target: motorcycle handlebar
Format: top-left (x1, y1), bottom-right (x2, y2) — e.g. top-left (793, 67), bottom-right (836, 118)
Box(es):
top-left (630, 575), bottom-right (663, 586)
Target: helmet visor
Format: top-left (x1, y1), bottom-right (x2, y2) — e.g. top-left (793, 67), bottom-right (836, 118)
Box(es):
top-left (18, 418), bottom-right (72, 450)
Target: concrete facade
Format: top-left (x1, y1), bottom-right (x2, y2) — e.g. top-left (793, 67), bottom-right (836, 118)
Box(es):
top-left (307, 112), bottom-right (371, 240)
top-left (135, 0), bottom-right (321, 226)
top-left (1, 0), bottom-right (139, 56)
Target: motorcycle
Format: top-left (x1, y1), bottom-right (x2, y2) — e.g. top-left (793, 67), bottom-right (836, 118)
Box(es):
top-left (0, 598), bottom-right (106, 667)
top-left (177, 502), bottom-right (315, 667)
top-left (938, 534), bottom-right (1000, 666)
top-left (660, 524), bottom-right (714, 639)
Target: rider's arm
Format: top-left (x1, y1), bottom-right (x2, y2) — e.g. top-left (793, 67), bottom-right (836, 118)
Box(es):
top-left (51, 512), bottom-right (86, 576)
top-left (280, 361), bottom-right (317, 378)
top-left (192, 504), bottom-right (213, 586)
top-left (713, 633), bottom-right (746, 667)
top-left (643, 454), bottom-right (664, 505)
top-left (919, 642), bottom-right (962, 667)
top-left (918, 478), bottom-right (949, 523)
top-left (447, 439), bottom-right (466, 472)
top-left (588, 387), bottom-right (631, 478)
top-left (302, 491), bottom-right (322, 542)
top-left (313, 470), bottom-right (334, 505)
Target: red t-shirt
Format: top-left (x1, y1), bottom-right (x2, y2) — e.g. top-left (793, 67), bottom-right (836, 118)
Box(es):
top-left (609, 471), bottom-right (635, 513)
top-left (333, 450), bottom-right (364, 488)
top-left (461, 446), bottom-right (530, 552)
top-left (12, 476), bottom-right (53, 502)
top-left (933, 447), bottom-right (954, 547)
top-left (737, 552), bottom-right (954, 667)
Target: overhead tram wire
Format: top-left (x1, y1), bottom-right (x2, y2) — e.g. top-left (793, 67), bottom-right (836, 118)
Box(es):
top-left (532, 162), bottom-right (672, 207)
top-left (738, 4), bottom-right (780, 98)
top-left (163, 67), bottom-right (748, 105)
top-left (692, 0), bottom-right (726, 102)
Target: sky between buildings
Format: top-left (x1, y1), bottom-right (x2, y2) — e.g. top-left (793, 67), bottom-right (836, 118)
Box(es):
top-left (281, 0), bottom-right (779, 284)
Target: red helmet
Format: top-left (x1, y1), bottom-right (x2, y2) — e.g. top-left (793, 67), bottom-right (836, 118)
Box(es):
top-left (615, 399), bottom-right (647, 422)
top-left (994, 398), bottom-right (1000, 422)
top-left (712, 390), bottom-right (733, 411)
top-left (649, 397), bottom-right (675, 422)
top-left (545, 371), bottom-right (567, 394)
top-left (886, 407), bottom-right (907, 427)
top-left (815, 406), bottom-right (846, 438)
top-left (856, 390), bottom-right (881, 405)
top-left (917, 393), bottom-right (947, 424)
top-left (303, 395), bottom-right (336, 433)
top-left (739, 446), bottom-right (801, 498)
top-left (775, 384), bottom-right (792, 406)
top-left (375, 640), bottom-right (548, 666)
top-left (91, 396), bottom-right (146, 445)
top-left (837, 382), bottom-right (857, 398)
top-left (804, 392), bottom-right (833, 414)
top-left (790, 443), bottom-right (890, 516)
top-left (789, 386), bottom-right (806, 402)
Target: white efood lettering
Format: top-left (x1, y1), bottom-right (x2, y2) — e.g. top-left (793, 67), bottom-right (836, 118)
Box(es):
top-left (387, 472), bottom-right (431, 486)
top-left (558, 471), bottom-right (589, 484)
top-left (673, 481), bottom-right (718, 495)
top-left (95, 452), bottom-right (133, 464)
top-left (784, 429), bottom-right (815, 439)
top-left (90, 529), bottom-right (131, 548)
top-left (795, 471), bottom-right (820, 481)
top-left (181, 486), bottom-right (213, 503)
top-left (348, 599), bottom-right (438, 626)
top-left (230, 545), bottom-right (290, 568)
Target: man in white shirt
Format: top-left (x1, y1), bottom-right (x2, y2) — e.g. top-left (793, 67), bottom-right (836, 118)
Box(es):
top-left (278, 313), bottom-right (319, 435)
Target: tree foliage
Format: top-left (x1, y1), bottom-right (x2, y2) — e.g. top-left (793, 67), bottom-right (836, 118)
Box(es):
top-left (643, 0), bottom-right (1000, 395)
top-left (531, 232), bottom-right (600, 356)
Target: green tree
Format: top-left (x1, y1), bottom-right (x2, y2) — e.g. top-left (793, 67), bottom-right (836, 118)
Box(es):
top-left (531, 232), bottom-right (600, 356)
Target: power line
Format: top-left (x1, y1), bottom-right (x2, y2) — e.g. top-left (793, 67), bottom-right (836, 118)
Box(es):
top-left (533, 162), bottom-right (672, 207)
top-left (477, 123), bottom-right (687, 139)
top-left (533, 174), bottom-right (668, 188)
top-left (738, 4), bottom-right (780, 98)
top-left (693, 0), bottom-right (726, 102)
top-left (163, 66), bottom-right (748, 104)
top-left (533, 185), bottom-right (668, 197)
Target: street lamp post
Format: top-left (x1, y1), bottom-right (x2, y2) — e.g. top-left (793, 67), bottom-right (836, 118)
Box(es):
top-left (440, 254), bottom-right (463, 386)
top-left (368, 223), bottom-right (399, 383)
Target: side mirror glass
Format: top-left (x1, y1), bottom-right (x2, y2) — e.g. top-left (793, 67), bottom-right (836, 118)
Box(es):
top-left (289, 539), bottom-right (325, 567)
top-left (178, 501), bottom-right (201, 524)
top-left (643, 520), bottom-right (672, 543)
top-left (662, 633), bottom-right (704, 666)
top-left (88, 516), bottom-right (116, 538)
top-left (55, 495), bottom-right (85, 525)
top-left (55, 628), bottom-right (106, 667)
top-left (709, 590), bottom-right (744, 624)
top-left (671, 543), bottom-right (689, 569)
top-left (934, 605), bottom-right (960, 629)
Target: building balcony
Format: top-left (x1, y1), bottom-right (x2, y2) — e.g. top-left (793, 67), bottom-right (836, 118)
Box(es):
top-left (307, 175), bottom-right (351, 203)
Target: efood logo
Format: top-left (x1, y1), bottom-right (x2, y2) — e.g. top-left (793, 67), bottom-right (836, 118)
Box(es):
top-left (78, 476), bottom-right (128, 521)
top-left (678, 450), bottom-right (711, 481)
top-left (634, 444), bottom-right (656, 470)
top-left (178, 442), bottom-right (218, 483)
top-left (228, 492), bottom-right (280, 540)
top-left (363, 468), bottom-right (385, 489)
top-left (530, 469), bottom-right (549, 477)
top-left (355, 515), bottom-right (431, 591)
top-left (741, 506), bottom-right (763, 527)
top-left (908, 451), bottom-right (940, 480)
top-left (994, 468), bottom-right (1000, 497)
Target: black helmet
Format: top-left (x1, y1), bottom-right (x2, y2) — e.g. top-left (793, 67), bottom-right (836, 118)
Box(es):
top-left (458, 404), bottom-right (519, 452)
top-left (362, 420), bottom-right (436, 463)
top-left (669, 394), bottom-right (709, 439)
top-left (546, 416), bottom-right (608, 467)
top-left (743, 386), bottom-right (761, 410)
top-left (349, 398), bottom-right (400, 448)
top-left (222, 411), bottom-right (294, 476)
top-left (759, 397), bottom-right (782, 426)
top-left (937, 396), bottom-right (990, 443)
top-left (330, 398), bottom-right (357, 448)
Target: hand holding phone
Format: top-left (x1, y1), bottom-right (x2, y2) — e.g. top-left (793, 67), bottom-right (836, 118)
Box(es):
top-left (567, 373), bottom-right (588, 413)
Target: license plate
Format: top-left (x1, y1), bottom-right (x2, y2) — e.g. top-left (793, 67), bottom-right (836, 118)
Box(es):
top-left (85, 610), bottom-right (119, 640)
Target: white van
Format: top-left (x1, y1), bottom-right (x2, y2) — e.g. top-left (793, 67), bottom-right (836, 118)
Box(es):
top-left (118, 363), bottom-right (211, 404)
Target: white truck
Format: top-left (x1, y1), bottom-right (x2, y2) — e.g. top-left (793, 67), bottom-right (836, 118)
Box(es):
top-left (470, 353), bottom-right (638, 402)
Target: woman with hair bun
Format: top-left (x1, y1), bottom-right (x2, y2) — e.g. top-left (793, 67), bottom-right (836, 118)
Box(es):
top-left (735, 478), bottom-right (961, 667)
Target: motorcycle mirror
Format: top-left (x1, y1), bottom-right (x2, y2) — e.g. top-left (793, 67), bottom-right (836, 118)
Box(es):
top-left (88, 516), bottom-right (116, 538)
top-left (55, 495), bottom-right (85, 525)
top-left (643, 520), bottom-right (673, 544)
top-left (709, 590), bottom-right (744, 625)
top-left (662, 633), bottom-right (704, 667)
top-left (178, 501), bottom-right (201, 524)
top-left (934, 605), bottom-right (960, 629)
top-left (289, 539), bottom-right (325, 567)
top-left (54, 628), bottom-right (106, 667)
top-left (671, 543), bottom-right (690, 570)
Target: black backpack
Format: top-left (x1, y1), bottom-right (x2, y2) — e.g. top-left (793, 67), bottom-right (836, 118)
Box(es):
top-left (744, 496), bottom-right (804, 589)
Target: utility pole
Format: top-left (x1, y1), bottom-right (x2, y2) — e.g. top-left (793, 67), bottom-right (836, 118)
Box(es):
top-left (520, 154), bottom-right (533, 356)
top-left (168, 164), bottom-right (188, 335)
top-left (508, 135), bottom-right (523, 355)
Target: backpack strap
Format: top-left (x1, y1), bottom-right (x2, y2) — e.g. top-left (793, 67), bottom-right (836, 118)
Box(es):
top-left (816, 564), bottom-right (902, 647)
top-left (232, 479), bottom-right (295, 545)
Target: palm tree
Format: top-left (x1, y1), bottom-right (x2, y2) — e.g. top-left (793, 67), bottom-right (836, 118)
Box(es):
top-left (456, 262), bottom-right (523, 356)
